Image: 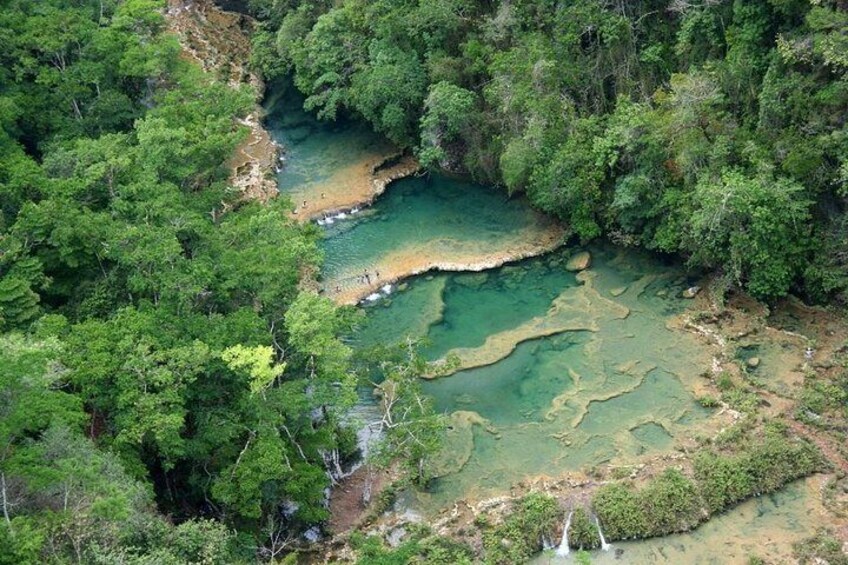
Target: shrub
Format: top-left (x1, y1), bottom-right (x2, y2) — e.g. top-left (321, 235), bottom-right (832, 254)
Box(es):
top-left (567, 508), bottom-right (600, 550)
top-left (593, 484), bottom-right (647, 540)
top-left (694, 452), bottom-right (754, 513)
top-left (793, 531), bottom-right (848, 565)
top-left (597, 435), bottom-right (822, 543)
top-left (639, 469), bottom-right (702, 535)
top-left (482, 493), bottom-right (562, 565)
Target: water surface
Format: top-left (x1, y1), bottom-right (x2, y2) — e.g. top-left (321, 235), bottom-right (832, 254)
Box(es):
top-left (354, 245), bottom-right (714, 506)
top-left (320, 174), bottom-right (562, 302)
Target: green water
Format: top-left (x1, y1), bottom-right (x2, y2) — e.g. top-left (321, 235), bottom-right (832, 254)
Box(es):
top-left (354, 253), bottom-right (577, 358)
top-left (270, 85), bottom-right (815, 556)
top-left (352, 245), bottom-right (712, 505)
top-left (263, 81), bottom-right (392, 199)
top-left (319, 174), bottom-right (557, 295)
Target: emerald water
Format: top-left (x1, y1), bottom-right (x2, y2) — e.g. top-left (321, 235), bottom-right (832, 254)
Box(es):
top-left (355, 245), bottom-right (713, 505)
top-left (354, 253), bottom-right (577, 358)
top-left (269, 85), bottom-right (819, 560)
top-left (264, 81), bottom-right (393, 205)
top-left (319, 174), bottom-right (560, 301)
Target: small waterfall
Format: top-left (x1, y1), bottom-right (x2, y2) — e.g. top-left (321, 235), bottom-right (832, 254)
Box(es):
top-left (542, 535), bottom-right (555, 551)
top-left (595, 516), bottom-right (611, 551)
top-left (555, 511), bottom-right (573, 557)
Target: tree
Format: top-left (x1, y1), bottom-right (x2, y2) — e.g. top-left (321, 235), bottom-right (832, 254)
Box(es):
top-left (419, 81), bottom-right (476, 169)
top-left (688, 169), bottom-right (812, 298)
top-left (370, 341), bottom-right (446, 484)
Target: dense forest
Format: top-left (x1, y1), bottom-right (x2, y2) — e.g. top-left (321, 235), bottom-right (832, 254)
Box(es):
top-left (249, 0), bottom-right (847, 301)
top-left (0, 0), bottom-right (389, 561)
top-left (1, 0), bottom-right (847, 563)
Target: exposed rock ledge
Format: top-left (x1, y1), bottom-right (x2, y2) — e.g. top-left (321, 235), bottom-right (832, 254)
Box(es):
top-left (292, 153), bottom-right (422, 222)
top-left (166, 0), bottom-right (279, 203)
top-left (325, 222), bottom-right (567, 305)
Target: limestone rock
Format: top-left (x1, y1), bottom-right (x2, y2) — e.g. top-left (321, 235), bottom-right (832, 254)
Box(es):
top-left (610, 286), bottom-right (628, 297)
top-left (565, 251), bottom-right (591, 272)
top-left (682, 285), bottom-right (701, 298)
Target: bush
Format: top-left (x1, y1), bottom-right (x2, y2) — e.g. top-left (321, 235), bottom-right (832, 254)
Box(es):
top-left (567, 508), bottom-right (600, 550)
top-left (793, 531), bottom-right (848, 565)
top-left (639, 469), bottom-right (702, 535)
top-left (694, 452), bottom-right (754, 513)
top-left (593, 484), bottom-right (647, 540)
top-left (352, 530), bottom-right (474, 565)
top-left (742, 436), bottom-right (822, 494)
top-left (482, 493), bottom-right (562, 565)
top-left (596, 435), bottom-right (822, 543)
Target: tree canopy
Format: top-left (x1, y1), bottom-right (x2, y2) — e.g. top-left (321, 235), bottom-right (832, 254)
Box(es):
top-left (251, 0), bottom-right (848, 301)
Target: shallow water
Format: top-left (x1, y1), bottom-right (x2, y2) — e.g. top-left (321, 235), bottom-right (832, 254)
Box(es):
top-left (530, 478), bottom-right (823, 565)
top-left (319, 174), bottom-right (561, 301)
top-left (264, 81), bottom-right (393, 207)
top-left (352, 245), bottom-right (714, 506)
top-left (354, 253), bottom-right (576, 358)
top-left (270, 82), bottom-right (821, 559)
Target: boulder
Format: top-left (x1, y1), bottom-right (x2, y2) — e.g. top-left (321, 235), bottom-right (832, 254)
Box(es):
top-left (746, 357), bottom-right (761, 369)
top-left (565, 251), bottom-right (591, 272)
top-left (682, 285), bottom-right (701, 298)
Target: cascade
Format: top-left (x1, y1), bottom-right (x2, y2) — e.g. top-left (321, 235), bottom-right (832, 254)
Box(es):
top-left (555, 511), bottom-right (573, 557)
top-left (595, 516), bottom-right (611, 551)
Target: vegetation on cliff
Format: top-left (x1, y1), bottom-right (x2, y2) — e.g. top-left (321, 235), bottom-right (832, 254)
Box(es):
top-left (249, 0), bottom-right (848, 301)
top-left (0, 0), bottom-right (363, 561)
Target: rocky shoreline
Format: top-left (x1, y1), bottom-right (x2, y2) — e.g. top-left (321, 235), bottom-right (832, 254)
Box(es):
top-left (325, 222), bottom-right (567, 306)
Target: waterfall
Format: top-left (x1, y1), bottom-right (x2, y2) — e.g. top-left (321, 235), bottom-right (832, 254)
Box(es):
top-left (555, 511), bottom-right (573, 557)
top-left (595, 516), bottom-right (611, 551)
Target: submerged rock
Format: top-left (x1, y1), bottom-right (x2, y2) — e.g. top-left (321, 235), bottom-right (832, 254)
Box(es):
top-left (566, 251), bottom-right (592, 272)
top-left (456, 272), bottom-right (489, 289)
top-left (682, 285), bottom-right (701, 298)
top-left (610, 286), bottom-right (628, 297)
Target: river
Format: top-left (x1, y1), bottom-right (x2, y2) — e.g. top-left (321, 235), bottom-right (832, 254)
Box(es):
top-left (264, 83), bottom-right (824, 562)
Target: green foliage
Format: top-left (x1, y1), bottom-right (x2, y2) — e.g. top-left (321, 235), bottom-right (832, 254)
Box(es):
top-left (0, 0), bottom-right (357, 560)
top-left (595, 432), bottom-right (822, 543)
top-left (567, 508), bottom-right (600, 550)
top-left (351, 528), bottom-right (474, 565)
top-left (793, 530), bottom-right (848, 565)
top-left (255, 0), bottom-right (848, 301)
top-left (640, 469), bottom-right (702, 535)
top-left (419, 81), bottom-right (477, 168)
top-left (369, 342), bottom-right (446, 484)
top-left (482, 492), bottom-right (562, 565)
top-left (688, 169), bottom-right (812, 299)
top-left (593, 483), bottom-right (648, 540)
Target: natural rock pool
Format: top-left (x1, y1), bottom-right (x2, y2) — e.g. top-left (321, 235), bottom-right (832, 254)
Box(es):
top-left (354, 245), bottom-right (717, 507)
top-left (267, 87), bottom-right (821, 560)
